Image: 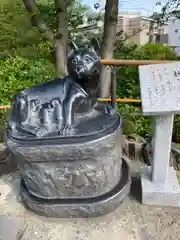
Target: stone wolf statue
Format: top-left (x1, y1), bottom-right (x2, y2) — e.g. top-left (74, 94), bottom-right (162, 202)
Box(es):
top-left (8, 38), bottom-right (102, 137)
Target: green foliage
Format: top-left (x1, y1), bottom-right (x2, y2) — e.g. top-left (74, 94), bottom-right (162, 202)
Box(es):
top-left (0, 56), bottom-right (55, 105)
top-left (137, 43), bottom-right (177, 60)
top-left (115, 42), bottom-right (177, 99)
top-left (35, 0), bottom-right (97, 30)
top-left (173, 115), bottom-right (180, 143)
top-left (68, 1), bottom-right (89, 29)
top-left (0, 0), bottom-right (43, 59)
top-left (114, 42), bottom-right (140, 99)
top-left (0, 0), bottom-right (100, 59)
top-left (118, 104), bottom-right (152, 138)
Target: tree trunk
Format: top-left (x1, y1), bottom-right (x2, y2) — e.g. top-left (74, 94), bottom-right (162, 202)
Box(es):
top-left (156, 24), bottom-right (161, 43)
top-left (22, 0), bottom-right (70, 75)
top-left (148, 21), bottom-right (154, 43)
top-left (55, 0), bottom-right (69, 75)
top-left (99, 0), bottom-right (119, 98)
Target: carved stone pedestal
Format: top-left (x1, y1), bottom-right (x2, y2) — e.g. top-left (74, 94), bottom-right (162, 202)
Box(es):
top-left (5, 116), bottom-right (131, 218)
top-left (20, 159), bottom-right (130, 218)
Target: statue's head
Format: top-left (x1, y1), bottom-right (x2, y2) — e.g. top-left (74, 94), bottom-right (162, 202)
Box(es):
top-left (67, 38), bottom-right (100, 80)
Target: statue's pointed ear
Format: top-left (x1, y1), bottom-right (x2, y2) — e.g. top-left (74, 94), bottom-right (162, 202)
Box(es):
top-left (90, 37), bottom-right (100, 55)
top-left (68, 40), bottom-right (78, 56)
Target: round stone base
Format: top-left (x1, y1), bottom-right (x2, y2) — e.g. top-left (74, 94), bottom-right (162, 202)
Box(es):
top-left (6, 116), bottom-right (123, 200)
top-left (20, 159), bottom-right (131, 218)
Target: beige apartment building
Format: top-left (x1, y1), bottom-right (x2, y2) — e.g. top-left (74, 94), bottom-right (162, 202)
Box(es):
top-left (71, 11), bottom-right (169, 46)
top-left (116, 12), bottom-right (169, 45)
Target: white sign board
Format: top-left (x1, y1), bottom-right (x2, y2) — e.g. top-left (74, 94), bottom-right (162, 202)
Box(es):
top-left (139, 62), bottom-right (180, 115)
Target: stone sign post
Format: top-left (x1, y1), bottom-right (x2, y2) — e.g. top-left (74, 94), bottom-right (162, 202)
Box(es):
top-left (139, 62), bottom-right (180, 207)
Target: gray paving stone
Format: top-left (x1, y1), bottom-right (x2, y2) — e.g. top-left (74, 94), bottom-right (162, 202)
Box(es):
top-left (0, 216), bottom-right (25, 240)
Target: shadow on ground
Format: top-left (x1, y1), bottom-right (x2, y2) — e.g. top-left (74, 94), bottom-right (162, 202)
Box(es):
top-left (129, 176), bottom-right (142, 203)
top-left (0, 148), bottom-right (17, 177)
top-left (0, 162), bottom-right (17, 177)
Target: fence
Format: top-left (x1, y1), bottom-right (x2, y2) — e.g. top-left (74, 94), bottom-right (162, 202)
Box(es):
top-left (0, 59), bottom-right (174, 111)
top-left (0, 58), bottom-right (175, 138)
top-left (99, 59), bottom-right (173, 104)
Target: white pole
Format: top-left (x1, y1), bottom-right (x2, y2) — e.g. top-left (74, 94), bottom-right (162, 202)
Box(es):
top-left (151, 114), bottom-right (174, 182)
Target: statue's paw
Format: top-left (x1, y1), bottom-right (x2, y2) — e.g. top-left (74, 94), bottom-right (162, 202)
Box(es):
top-left (59, 124), bottom-right (74, 136)
top-left (36, 127), bottom-right (49, 137)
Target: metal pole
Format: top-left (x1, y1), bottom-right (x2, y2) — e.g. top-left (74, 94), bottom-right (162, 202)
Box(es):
top-left (110, 67), bottom-right (117, 111)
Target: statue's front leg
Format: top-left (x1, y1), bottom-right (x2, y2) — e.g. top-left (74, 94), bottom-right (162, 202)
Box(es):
top-left (36, 104), bottom-right (54, 137)
top-left (57, 97), bottom-right (76, 136)
top-left (51, 99), bottom-right (64, 126)
top-left (8, 95), bottom-right (29, 132)
top-left (50, 99), bottom-right (66, 134)
top-left (59, 123), bottom-right (74, 136)
top-left (59, 90), bottom-right (87, 136)
top-left (8, 118), bottom-right (17, 132)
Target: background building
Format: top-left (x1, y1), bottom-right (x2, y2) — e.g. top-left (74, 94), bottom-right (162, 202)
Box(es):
top-left (71, 10), bottom-right (180, 55)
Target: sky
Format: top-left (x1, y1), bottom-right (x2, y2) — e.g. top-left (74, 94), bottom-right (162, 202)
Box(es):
top-left (82, 0), bottom-right (162, 17)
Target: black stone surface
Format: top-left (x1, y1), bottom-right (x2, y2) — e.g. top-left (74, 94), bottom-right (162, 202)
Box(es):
top-left (4, 39), bottom-right (129, 218)
top-left (20, 159), bottom-right (131, 218)
top-left (7, 103), bottom-right (119, 143)
top-left (7, 39), bottom-right (102, 139)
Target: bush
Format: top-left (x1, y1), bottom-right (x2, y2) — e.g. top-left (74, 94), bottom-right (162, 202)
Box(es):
top-left (0, 0), bottom-right (43, 59)
top-left (173, 115), bottom-right (180, 143)
top-left (137, 43), bottom-right (177, 60)
top-left (0, 56), bottom-right (55, 142)
top-left (117, 104), bottom-right (152, 138)
top-left (0, 56), bottom-right (55, 105)
top-left (115, 42), bottom-right (177, 99)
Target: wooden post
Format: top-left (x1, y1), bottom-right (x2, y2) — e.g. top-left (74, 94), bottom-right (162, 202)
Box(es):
top-left (110, 67), bottom-right (117, 111)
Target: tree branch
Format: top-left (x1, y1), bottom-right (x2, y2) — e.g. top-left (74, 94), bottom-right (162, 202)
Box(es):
top-left (99, 0), bottom-right (119, 98)
top-left (53, 0), bottom-right (69, 74)
top-left (22, 0), bottom-right (55, 43)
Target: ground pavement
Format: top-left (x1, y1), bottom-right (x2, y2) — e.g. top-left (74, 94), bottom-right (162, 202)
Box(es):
top-left (0, 160), bottom-right (180, 240)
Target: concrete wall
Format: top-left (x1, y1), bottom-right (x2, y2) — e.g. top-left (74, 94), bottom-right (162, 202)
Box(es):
top-left (116, 14), bottom-right (153, 45)
top-left (127, 17), bottom-right (141, 44)
top-left (139, 18), bottom-right (151, 45)
top-left (159, 34), bottom-right (169, 44)
top-left (168, 17), bottom-right (180, 56)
